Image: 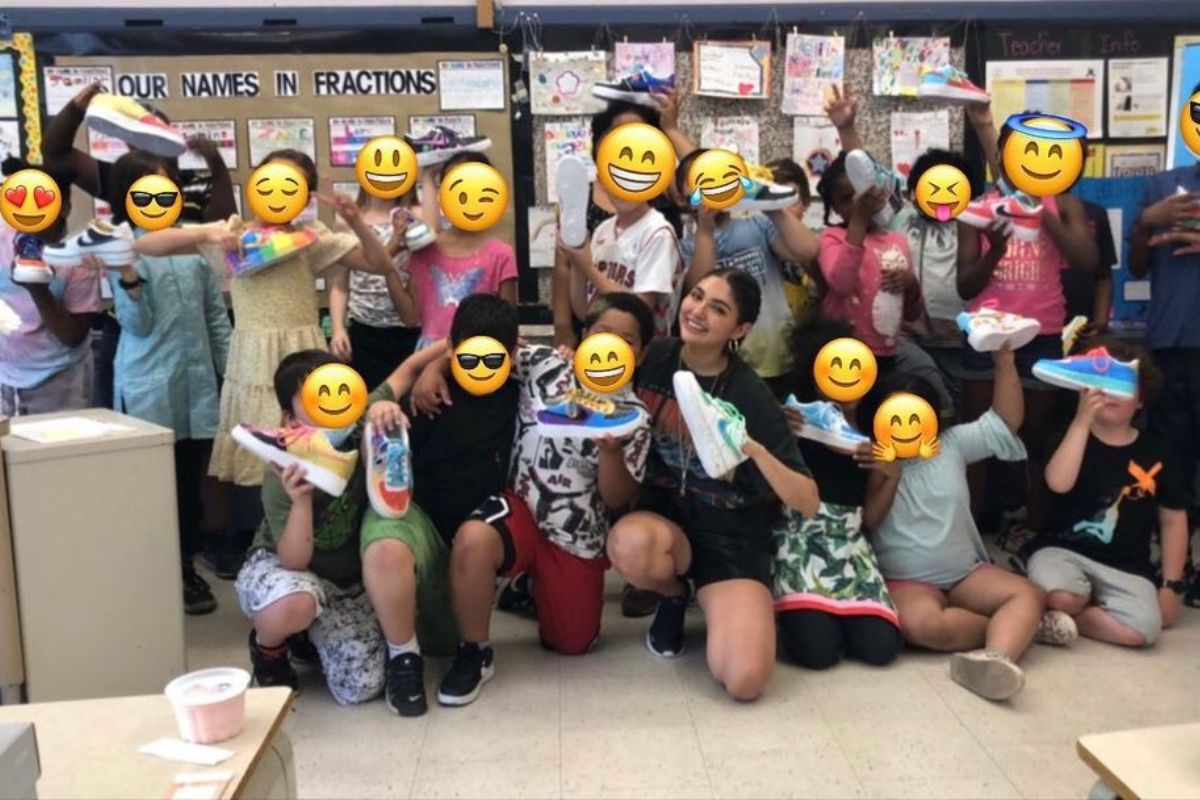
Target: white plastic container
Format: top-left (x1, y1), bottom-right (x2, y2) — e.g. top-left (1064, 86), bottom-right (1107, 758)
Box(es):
top-left (164, 667), bottom-right (251, 744)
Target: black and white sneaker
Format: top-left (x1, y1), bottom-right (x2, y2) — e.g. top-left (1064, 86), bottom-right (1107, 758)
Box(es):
top-left (738, 176), bottom-right (800, 212)
top-left (287, 631), bottom-right (320, 667)
top-left (646, 584), bottom-right (689, 658)
top-left (592, 71), bottom-right (676, 109)
top-left (42, 219), bottom-right (135, 268)
top-left (437, 642), bottom-right (495, 707)
top-left (385, 652), bottom-right (428, 717)
top-left (183, 567), bottom-right (217, 615)
top-left (406, 126), bottom-right (492, 168)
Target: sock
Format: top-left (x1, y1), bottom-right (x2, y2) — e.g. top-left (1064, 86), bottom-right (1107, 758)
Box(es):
top-left (387, 636), bottom-right (420, 659)
top-left (255, 633), bottom-right (287, 658)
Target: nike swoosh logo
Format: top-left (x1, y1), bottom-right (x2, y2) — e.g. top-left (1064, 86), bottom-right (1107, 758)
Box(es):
top-left (407, 695), bottom-right (423, 702)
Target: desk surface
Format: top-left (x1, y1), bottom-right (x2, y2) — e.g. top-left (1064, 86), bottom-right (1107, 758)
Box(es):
top-left (0, 687), bottom-right (294, 799)
top-left (1077, 723), bottom-right (1200, 800)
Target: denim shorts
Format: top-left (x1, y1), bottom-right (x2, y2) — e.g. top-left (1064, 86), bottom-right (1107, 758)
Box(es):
top-left (960, 333), bottom-right (1063, 390)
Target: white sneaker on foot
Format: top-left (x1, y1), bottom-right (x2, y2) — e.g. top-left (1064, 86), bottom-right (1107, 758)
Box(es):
top-left (1035, 609), bottom-right (1079, 647)
top-left (950, 649), bottom-right (1025, 701)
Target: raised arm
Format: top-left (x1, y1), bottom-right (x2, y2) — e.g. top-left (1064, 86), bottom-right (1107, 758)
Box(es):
top-left (991, 346), bottom-right (1023, 433)
top-left (1044, 389), bottom-right (1102, 493)
top-left (654, 87), bottom-right (696, 159)
top-left (683, 206), bottom-right (719, 291)
top-left (44, 82), bottom-right (106, 197)
top-left (743, 439), bottom-right (820, 517)
top-left (767, 207), bottom-right (819, 265)
top-left (1043, 194), bottom-right (1099, 272)
top-left (965, 102), bottom-right (1001, 183)
top-left (956, 220), bottom-right (1009, 300)
top-left (188, 136), bottom-right (238, 222)
top-left (825, 85), bottom-right (862, 153)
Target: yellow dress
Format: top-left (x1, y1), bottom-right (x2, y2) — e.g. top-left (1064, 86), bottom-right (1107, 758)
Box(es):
top-left (202, 219), bottom-right (358, 486)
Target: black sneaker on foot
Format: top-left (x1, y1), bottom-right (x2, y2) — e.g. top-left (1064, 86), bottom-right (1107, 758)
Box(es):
top-left (621, 583), bottom-right (659, 618)
top-left (287, 631), bottom-right (319, 667)
top-left (247, 629), bottom-right (299, 690)
top-left (647, 585), bottom-right (689, 658)
top-left (496, 572), bottom-right (537, 619)
top-left (385, 652), bottom-right (427, 717)
top-left (437, 642), bottom-right (495, 707)
top-left (183, 569), bottom-right (217, 615)
top-left (199, 541), bottom-right (246, 580)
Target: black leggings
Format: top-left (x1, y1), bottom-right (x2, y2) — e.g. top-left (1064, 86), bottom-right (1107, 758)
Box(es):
top-left (778, 610), bottom-right (902, 670)
top-left (175, 439), bottom-right (212, 564)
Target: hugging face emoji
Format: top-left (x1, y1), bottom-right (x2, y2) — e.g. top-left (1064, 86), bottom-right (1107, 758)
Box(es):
top-left (813, 338), bottom-right (878, 403)
top-left (574, 332), bottom-right (635, 394)
top-left (1, 169), bottom-right (62, 234)
top-left (914, 164), bottom-right (969, 223)
top-left (126, 174), bottom-right (182, 231)
top-left (595, 123), bottom-right (675, 203)
top-left (438, 162), bottom-right (508, 232)
top-left (1000, 113), bottom-right (1087, 198)
top-left (1180, 90), bottom-right (1200, 158)
top-left (873, 393), bottom-right (939, 461)
top-left (687, 149), bottom-right (751, 211)
top-left (301, 364), bottom-right (368, 428)
top-left (452, 336), bottom-right (511, 396)
top-left (355, 136), bottom-right (418, 200)
top-left (247, 162), bottom-right (309, 224)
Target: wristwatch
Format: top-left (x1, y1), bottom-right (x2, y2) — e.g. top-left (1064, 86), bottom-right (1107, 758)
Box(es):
top-left (118, 276), bottom-right (146, 291)
top-left (1161, 578), bottom-right (1187, 594)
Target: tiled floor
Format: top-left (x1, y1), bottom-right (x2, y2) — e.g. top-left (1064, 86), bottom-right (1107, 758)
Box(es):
top-left (187, 570), bottom-right (1200, 800)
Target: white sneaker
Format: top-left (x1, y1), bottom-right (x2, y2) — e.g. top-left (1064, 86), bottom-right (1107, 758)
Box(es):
top-left (950, 649), bottom-right (1025, 701)
top-left (672, 370), bottom-right (749, 479)
top-left (845, 149), bottom-right (904, 227)
top-left (1035, 609), bottom-right (1078, 647)
top-left (556, 155), bottom-right (590, 248)
top-left (783, 396), bottom-right (870, 453)
top-left (42, 219), bottom-right (135, 268)
top-left (11, 256), bottom-right (53, 286)
top-left (955, 305), bottom-right (1041, 352)
top-left (0, 297), bottom-right (21, 333)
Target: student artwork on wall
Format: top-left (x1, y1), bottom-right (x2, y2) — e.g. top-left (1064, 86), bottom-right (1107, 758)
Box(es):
top-left (700, 116), bottom-right (760, 166)
top-left (782, 34), bottom-right (844, 116)
top-left (986, 60), bottom-right (1105, 138)
top-left (409, 114), bottom-right (476, 139)
top-left (1107, 58), bottom-right (1169, 139)
top-left (612, 41), bottom-right (676, 82)
top-left (1106, 144), bottom-right (1166, 178)
top-left (890, 110), bottom-right (949, 178)
top-left (693, 40), bottom-right (772, 99)
top-left (0, 55), bottom-right (16, 119)
top-left (328, 115), bottom-right (395, 166)
top-left (0, 119), bottom-right (18, 161)
top-left (247, 117), bottom-right (316, 167)
top-left (437, 59), bottom-right (506, 111)
top-left (544, 118), bottom-right (593, 204)
top-left (792, 116), bottom-right (842, 194)
top-left (43, 65), bottom-right (113, 115)
top-left (530, 51), bottom-right (608, 116)
top-left (175, 120), bottom-right (237, 171)
top-left (872, 37), bottom-right (949, 97)
top-left (88, 129), bottom-right (129, 164)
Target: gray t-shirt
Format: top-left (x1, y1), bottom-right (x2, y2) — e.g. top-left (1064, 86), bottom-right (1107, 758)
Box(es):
top-left (347, 221), bottom-right (416, 329)
top-left (890, 203), bottom-right (962, 346)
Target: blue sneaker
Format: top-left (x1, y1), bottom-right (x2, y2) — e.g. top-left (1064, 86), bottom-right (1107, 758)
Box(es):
top-left (536, 388), bottom-right (647, 440)
top-left (1032, 347), bottom-right (1138, 399)
top-left (365, 421), bottom-right (411, 518)
top-left (784, 395), bottom-right (870, 454)
top-left (737, 165), bottom-right (799, 212)
top-left (916, 65), bottom-right (990, 105)
top-left (845, 149), bottom-right (904, 226)
top-left (593, 70), bottom-right (676, 108)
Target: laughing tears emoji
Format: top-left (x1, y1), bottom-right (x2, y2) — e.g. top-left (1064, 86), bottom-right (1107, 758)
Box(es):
top-left (355, 136), bottom-right (418, 200)
top-left (596, 123), bottom-right (675, 203)
top-left (574, 332), bottom-right (635, 394)
top-left (873, 393), bottom-right (939, 461)
top-left (1, 169), bottom-right (62, 234)
top-left (687, 149), bottom-right (751, 211)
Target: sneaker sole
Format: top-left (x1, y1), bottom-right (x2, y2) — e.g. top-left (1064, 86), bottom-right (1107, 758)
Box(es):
top-left (364, 422), bottom-right (412, 519)
top-left (592, 85), bottom-right (663, 108)
top-left (798, 426), bottom-right (870, 454)
top-left (43, 243), bottom-right (135, 268)
top-left (184, 599), bottom-right (218, 615)
top-left (556, 155), bottom-right (591, 248)
top-left (406, 229), bottom-right (437, 250)
top-left (1030, 364), bottom-right (1137, 398)
top-left (386, 693), bottom-right (428, 717)
top-left (415, 138), bottom-right (493, 167)
top-left (645, 630), bottom-right (686, 659)
top-left (673, 371), bottom-right (744, 479)
top-left (231, 426), bottom-right (350, 496)
top-left (437, 663), bottom-right (495, 707)
top-left (950, 653), bottom-right (1025, 701)
top-left (534, 408), bottom-right (648, 440)
top-left (86, 106), bottom-right (186, 158)
top-left (11, 265), bottom-right (53, 284)
top-left (918, 85), bottom-right (991, 105)
top-left (738, 195), bottom-right (798, 212)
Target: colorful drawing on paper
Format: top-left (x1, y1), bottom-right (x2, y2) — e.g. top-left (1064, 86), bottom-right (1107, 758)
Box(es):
top-left (782, 34), bottom-right (844, 116)
top-left (986, 59), bottom-right (1105, 138)
top-left (409, 114), bottom-right (477, 140)
top-left (700, 117), bottom-right (760, 166)
top-left (1168, 38), bottom-right (1200, 168)
top-left (175, 120), bottom-right (238, 171)
top-left (890, 110), bottom-right (950, 178)
top-left (544, 118), bottom-right (593, 204)
top-left (613, 41), bottom-right (676, 82)
top-left (329, 116), bottom-right (396, 167)
top-left (530, 51), bottom-right (608, 116)
top-left (694, 41), bottom-right (772, 99)
top-left (872, 37), bottom-right (949, 97)
top-left (792, 116), bottom-right (842, 193)
top-left (247, 118), bottom-right (316, 167)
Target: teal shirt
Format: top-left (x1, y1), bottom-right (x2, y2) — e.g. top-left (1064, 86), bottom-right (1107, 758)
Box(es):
top-left (108, 248), bottom-right (231, 440)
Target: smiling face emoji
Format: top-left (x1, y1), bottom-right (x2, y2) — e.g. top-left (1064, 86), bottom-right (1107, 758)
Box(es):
top-left (451, 336), bottom-right (511, 396)
top-left (814, 338), bottom-right (878, 403)
top-left (438, 162), bottom-right (508, 232)
top-left (247, 162), bottom-right (309, 224)
top-left (301, 364), bottom-right (368, 428)
top-left (687, 149), bottom-right (750, 211)
top-left (355, 136), bottom-right (418, 200)
top-left (596, 123), bottom-right (675, 203)
top-left (914, 164), bottom-right (970, 223)
top-left (125, 174), bottom-right (182, 231)
top-left (574, 332), bottom-right (635, 394)
top-left (1001, 114), bottom-right (1086, 198)
top-left (874, 393), bottom-right (938, 460)
top-left (1, 169), bottom-right (62, 234)
top-left (1180, 91), bottom-right (1200, 158)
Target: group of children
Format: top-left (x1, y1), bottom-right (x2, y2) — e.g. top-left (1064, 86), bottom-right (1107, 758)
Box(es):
top-left (1, 75), bottom-right (1195, 715)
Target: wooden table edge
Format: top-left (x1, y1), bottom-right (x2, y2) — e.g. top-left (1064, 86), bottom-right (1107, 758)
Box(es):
top-left (1076, 736), bottom-right (1140, 800)
top-left (230, 687), bottom-right (296, 800)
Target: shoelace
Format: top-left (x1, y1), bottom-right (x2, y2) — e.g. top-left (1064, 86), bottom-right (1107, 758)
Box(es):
top-left (559, 388), bottom-right (616, 416)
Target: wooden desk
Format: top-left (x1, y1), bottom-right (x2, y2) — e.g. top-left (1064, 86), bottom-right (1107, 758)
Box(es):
top-left (1077, 723), bottom-right (1200, 800)
top-left (0, 687), bottom-right (296, 799)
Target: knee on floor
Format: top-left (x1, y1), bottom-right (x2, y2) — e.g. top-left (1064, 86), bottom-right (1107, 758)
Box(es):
top-left (780, 634), bottom-right (842, 670)
top-left (718, 657), bottom-right (774, 702)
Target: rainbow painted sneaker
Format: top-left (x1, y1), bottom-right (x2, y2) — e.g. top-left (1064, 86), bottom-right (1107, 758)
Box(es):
top-left (1032, 347), bottom-right (1139, 399)
top-left (365, 421), bottom-right (411, 518)
top-left (536, 388), bottom-right (646, 439)
top-left (673, 370), bottom-right (748, 479)
top-left (227, 227), bottom-right (318, 278)
top-left (917, 65), bottom-right (990, 105)
top-left (232, 424), bottom-right (358, 496)
top-left (956, 304), bottom-right (1041, 352)
top-left (85, 94), bottom-right (186, 158)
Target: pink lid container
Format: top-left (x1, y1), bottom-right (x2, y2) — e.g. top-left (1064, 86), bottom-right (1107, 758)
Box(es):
top-left (164, 667), bottom-right (251, 744)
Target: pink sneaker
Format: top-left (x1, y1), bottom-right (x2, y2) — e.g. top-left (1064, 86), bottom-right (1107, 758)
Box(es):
top-left (960, 194), bottom-right (1042, 243)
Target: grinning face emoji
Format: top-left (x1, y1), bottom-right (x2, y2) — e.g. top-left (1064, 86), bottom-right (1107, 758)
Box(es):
top-left (913, 164), bottom-right (970, 223)
top-left (300, 364), bottom-right (368, 428)
top-left (813, 338), bottom-right (878, 403)
top-left (873, 393), bottom-right (939, 460)
top-left (687, 149), bottom-right (750, 211)
top-left (1180, 91), bottom-right (1200, 158)
top-left (596, 123), bottom-right (676, 203)
top-left (126, 174), bottom-right (182, 231)
top-left (247, 161), bottom-right (309, 225)
top-left (438, 162), bottom-right (508, 232)
top-left (574, 332), bottom-right (635, 394)
top-left (355, 136), bottom-right (418, 200)
top-left (451, 336), bottom-right (511, 396)
top-left (0, 169), bottom-right (62, 234)
top-left (1000, 113), bottom-right (1087, 198)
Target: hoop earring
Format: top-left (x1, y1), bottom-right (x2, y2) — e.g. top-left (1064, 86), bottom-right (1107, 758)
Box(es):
top-left (727, 337), bottom-right (742, 354)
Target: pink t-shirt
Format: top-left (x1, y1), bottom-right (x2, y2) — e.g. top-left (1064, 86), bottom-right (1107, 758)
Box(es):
top-left (408, 238), bottom-right (517, 345)
top-left (818, 225), bottom-right (922, 356)
top-left (971, 192), bottom-right (1068, 334)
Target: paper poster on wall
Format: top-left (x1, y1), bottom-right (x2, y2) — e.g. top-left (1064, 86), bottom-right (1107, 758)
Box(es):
top-left (530, 51), bottom-right (608, 116)
top-left (612, 41), bottom-right (676, 82)
top-left (700, 116), bottom-right (760, 166)
top-left (0, 55), bottom-right (17, 118)
top-left (890, 110), bottom-right (950, 178)
top-left (329, 116), bottom-right (396, 167)
top-left (986, 59), bottom-right (1105, 138)
top-left (544, 118), bottom-right (593, 204)
top-left (872, 37), bottom-right (949, 97)
top-left (0, 120), bottom-right (19, 160)
top-left (88, 129), bottom-right (129, 164)
top-left (247, 118), bottom-right (316, 167)
top-left (437, 60), bottom-right (506, 111)
top-left (693, 41), bottom-right (772, 99)
top-left (43, 66), bottom-right (113, 115)
top-left (1108, 58), bottom-right (1168, 138)
top-left (1084, 143), bottom-right (1106, 179)
top-left (792, 116), bottom-right (842, 194)
top-left (1167, 37), bottom-right (1200, 168)
top-left (782, 34), bottom-right (844, 116)
top-left (175, 120), bottom-right (237, 171)
top-left (1106, 144), bottom-right (1165, 178)
top-left (528, 205), bottom-right (558, 268)
top-left (408, 114), bottom-right (476, 139)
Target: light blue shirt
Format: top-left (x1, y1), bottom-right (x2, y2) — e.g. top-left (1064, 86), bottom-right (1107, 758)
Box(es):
top-left (109, 247), bottom-right (231, 440)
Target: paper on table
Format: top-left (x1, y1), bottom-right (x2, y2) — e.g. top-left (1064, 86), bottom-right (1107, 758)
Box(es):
top-left (9, 416), bottom-right (134, 444)
top-left (139, 738), bottom-right (234, 767)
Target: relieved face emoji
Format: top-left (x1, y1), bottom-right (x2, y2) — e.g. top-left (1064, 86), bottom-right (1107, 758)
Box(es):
top-left (1180, 91), bottom-right (1200, 158)
top-left (1001, 113), bottom-right (1087, 198)
top-left (687, 149), bottom-right (751, 211)
top-left (574, 332), bottom-right (635, 394)
top-left (247, 162), bottom-right (309, 224)
top-left (438, 162), bottom-right (508, 232)
top-left (596, 123), bottom-right (675, 203)
top-left (355, 136), bottom-right (418, 200)
top-left (914, 164), bottom-right (970, 223)
top-left (452, 336), bottom-right (511, 396)
top-left (814, 338), bottom-right (878, 403)
top-left (1, 169), bottom-right (62, 234)
top-left (125, 174), bottom-right (182, 231)
top-left (301, 364), bottom-right (368, 428)
top-left (874, 393), bottom-right (939, 460)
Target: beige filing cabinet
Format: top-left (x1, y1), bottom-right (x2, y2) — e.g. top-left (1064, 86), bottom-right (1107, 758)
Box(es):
top-left (0, 417), bottom-right (24, 704)
top-left (2, 409), bottom-right (184, 702)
